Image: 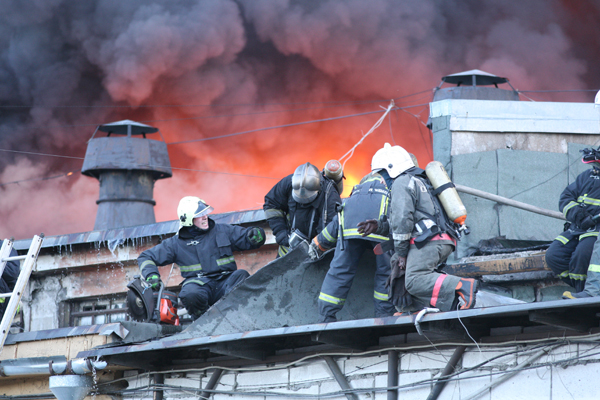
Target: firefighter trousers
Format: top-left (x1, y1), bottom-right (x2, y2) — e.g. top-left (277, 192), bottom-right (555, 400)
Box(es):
top-left (404, 242), bottom-right (460, 312)
top-left (580, 238), bottom-right (600, 297)
top-left (545, 234), bottom-right (595, 293)
top-left (179, 269), bottom-right (250, 319)
top-left (318, 238), bottom-right (396, 322)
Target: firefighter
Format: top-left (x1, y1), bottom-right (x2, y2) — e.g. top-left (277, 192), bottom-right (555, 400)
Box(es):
top-left (310, 157), bottom-right (396, 322)
top-left (546, 147), bottom-right (600, 295)
top-left (357, 143), bottom-right (477, 312)
top-left (264, 162), bottom-right (341, 258)
top-left (552, 147), bottom-right (600, 298)
top-left (137, 196), bottom-right (266, 320)
top-left (0, 241), bottom-right (19, 321)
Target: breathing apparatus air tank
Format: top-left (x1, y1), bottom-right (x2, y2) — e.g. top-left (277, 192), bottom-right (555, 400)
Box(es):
top-left (324, 159), bottom-right (344, 194)
top-left (425, 161), bottom-right (467, 225)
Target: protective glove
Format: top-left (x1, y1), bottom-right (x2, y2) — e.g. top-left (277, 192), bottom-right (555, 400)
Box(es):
top-left (385, 253), bottom-right (411, 309)
top-left (357, 219), bottom-right (379, 236)
top-left (274, 229), bottom-right (290, 247)
top-left (308, 239), bottom-right (325, 261)
top-left (573, 207), bottom-right (593, 229)
top-left (386, 253), bottom-right (407, 288)
top-left (146, 274), bottom-right (162, 291)
top-left (579, 215), bottom-right (596, 231)
top-left (247, 227), bottom-right (266, 246)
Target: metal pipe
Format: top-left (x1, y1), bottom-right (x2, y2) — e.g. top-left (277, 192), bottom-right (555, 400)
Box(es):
top-left (0, 357), bottom-right (107, 377)
top-left (199, 368), bottom-right (224, 400)
top-left (455, 184), bottom-right (566, 221)
top-left (323, 356), bottom-right (358, 400)
top-left (387, 351), bottom-right (399, 400)
top-left (153, 373), bottom-right (164, 400)
top-left (426, 345), bottom-right (467, 400)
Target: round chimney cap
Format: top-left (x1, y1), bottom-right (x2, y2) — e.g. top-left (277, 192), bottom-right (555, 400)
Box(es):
top-left (443, 69), bottom-right (508, 86)
top-left (98, 120), bottom-right (159, 135)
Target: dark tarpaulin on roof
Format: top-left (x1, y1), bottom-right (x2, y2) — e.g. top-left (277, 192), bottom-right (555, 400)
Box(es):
top-left (175, 243), bottom-right (379, 339)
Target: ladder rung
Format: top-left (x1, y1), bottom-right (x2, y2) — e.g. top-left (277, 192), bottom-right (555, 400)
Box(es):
top-left (0, 293), bottom-right (11, 299)
top-left (2, 255), bottom-right (26, 262)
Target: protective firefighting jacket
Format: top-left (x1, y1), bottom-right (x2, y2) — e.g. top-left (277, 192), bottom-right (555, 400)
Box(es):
top-left (0, 241), bottom-right (19, 293)
top-left (263, 173), bottom-right (341, 244)
top-left (316, 172), bottom-right (390, 249)
top-left (137, 219), bottom-right (264, 286)
top-left (388, 168), bottom-right (456, 258)
top-left (555, 167), bottom-right (600, 245)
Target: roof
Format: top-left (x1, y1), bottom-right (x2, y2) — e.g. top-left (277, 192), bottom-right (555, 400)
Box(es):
top-left (77, 296), bottom-right (600, 370)
top-left (13, 209), bottom-right (266, 251)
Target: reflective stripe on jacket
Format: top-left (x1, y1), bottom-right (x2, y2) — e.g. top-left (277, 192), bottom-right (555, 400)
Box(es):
top-left (137, 218), bottom-right (260, 282)
top-left (316, 172), bottom-right (390, 249)
top-left (556, 168), bottom-right (600, 244)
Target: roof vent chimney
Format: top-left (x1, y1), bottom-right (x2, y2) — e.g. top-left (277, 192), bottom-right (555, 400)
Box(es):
top-left (81, 120), bottom-right (172, 231)
top-left (433, 69), bottom-right (519, 102)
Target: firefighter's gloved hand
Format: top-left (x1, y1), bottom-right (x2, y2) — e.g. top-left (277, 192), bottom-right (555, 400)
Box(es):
top-left (357, 219), bottom-right (378, 236)
top-left (386, 253), bottom-right (407, 288)
top-left (247, 227), bottom-right (266, 246)
top-left (574, 207), bottom-right (592, 229)
top-left (146, 274), bottom-right (162, 291)
top-left (274, 230), bottom-right (290, 247)
top-left (308, 239), bottom-right (324, 261)
top-left (579, 216), bottom-right (596, 231)
top-left (389, 274), bottom-right (413, 310)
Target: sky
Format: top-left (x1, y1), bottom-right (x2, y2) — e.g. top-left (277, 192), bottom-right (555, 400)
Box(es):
top-left (1, 0), bottom-right (599, 240)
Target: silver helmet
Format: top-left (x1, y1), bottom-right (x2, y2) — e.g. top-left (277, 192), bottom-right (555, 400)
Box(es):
top-left (292, 163), bottom-right (321, 204)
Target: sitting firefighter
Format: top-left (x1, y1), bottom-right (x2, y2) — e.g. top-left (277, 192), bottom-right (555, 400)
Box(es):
top-left (137, 196), bottom-right (266, 320)
top-left (309, 151), bottom-right (397, 322)
top-left (546, 146), bottom-right (600, 296)
top-left (357, 144), bottom-right (477, 312)
top-left (264, 162), bottom-right (341, 258)
top-left (547, 147), bottom-right (600, 299)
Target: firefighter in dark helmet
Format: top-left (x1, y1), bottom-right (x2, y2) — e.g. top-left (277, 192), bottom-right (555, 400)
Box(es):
top-left (264, 162), bottom-right (341, 258)
top-left (546, 146), bottom-right (600, 299)
top-left (137, 196), bottom-right (266, 320)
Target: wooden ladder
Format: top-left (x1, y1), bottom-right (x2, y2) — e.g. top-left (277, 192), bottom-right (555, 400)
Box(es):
top-left (0, 235), bottom-right (44, 353)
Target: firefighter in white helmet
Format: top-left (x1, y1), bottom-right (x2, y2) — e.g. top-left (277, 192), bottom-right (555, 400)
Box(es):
top-left (264, 162), bottom-right (341, 258)
top-left (310, 153), bottom-right (397, 322)
top-left (357, 143), bottom-right (477, 312)
top-left (137, 196), bottom-right (266, 320)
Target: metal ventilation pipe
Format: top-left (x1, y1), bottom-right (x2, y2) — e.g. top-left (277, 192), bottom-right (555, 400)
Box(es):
top-left (81, 120), bottom-right (172, 231)
top-left (49, 375), bottom-right (94, 400)
top-left (0, 356), bottom-right (107, 376)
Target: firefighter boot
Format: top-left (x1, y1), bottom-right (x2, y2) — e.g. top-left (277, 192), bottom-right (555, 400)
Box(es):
top-left (562, 290), bottom-right (592, 299)
top-left (455, 278), bottom-right (478, 310)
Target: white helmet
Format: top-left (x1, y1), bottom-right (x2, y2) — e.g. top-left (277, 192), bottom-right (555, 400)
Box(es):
top-left (292, 163), bottom-right (322, 204)
top-left (177, 196), bottom-right (213, 227)
top-left (371, 143), bottom-right (415, 178)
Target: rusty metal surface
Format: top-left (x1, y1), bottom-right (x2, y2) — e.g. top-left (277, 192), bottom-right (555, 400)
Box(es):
top-left (13, 209), bottom-right (266, 251)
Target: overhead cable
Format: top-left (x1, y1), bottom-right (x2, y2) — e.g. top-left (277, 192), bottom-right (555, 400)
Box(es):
top-left (338, 100), bottom-right (396, 168)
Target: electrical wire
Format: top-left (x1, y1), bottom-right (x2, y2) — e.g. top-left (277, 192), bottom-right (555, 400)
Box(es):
top-left (0, 89), bottom-right (433, 110)
top-left (0, 171), bottom-right (75, 187)
top-left (167, 109), bottom-right (389, 145)
top-left (95, 341), bottom-right (600, 399)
